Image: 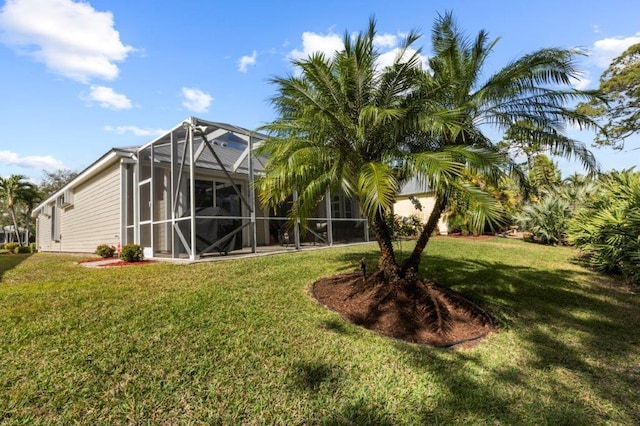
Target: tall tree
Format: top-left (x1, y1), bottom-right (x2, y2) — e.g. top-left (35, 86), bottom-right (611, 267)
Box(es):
top-left (401, 12), bottom-right (598, 276)
top-left (258, 13), bottom-right (598, 286)
top-left (18, 184), bottom-right (43, 244)
top-left (0, 175), bottom-right (33, 246)
top-left (258, 17), bottom-right (500, 283)
top-left (577, 43), bottom-right (640, 149)
top-left (39, 169), bottom-right (78, 198)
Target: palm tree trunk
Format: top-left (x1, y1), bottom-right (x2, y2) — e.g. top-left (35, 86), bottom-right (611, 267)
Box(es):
top-left (401, 195), bottom-right (445, 278)
top-left (371, 211), bottom-right (401, 282)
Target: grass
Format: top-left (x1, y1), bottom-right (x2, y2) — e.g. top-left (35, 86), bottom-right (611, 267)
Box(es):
top-left (1, 237), bottom-right (638, 424)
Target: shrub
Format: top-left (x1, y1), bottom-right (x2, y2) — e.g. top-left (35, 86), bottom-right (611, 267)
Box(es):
top-left (0, 249), bottom-right (10, 255)
top-left (568, 169), bottom-right (640, 284)
top-left (16, 246), bottom-right (31, 254)
top-left (514, 194), bottom-right (572, 245)
top-left (96, 244), bottom-right (116, 258)
top-left (3, 242), bottom-right (19, 252)
top-left (29, 242), bottom-right (37, 253)
top-left (394, 214), bottom-right (423, 238)
top-left (120, 244), bottom-right (143, 262)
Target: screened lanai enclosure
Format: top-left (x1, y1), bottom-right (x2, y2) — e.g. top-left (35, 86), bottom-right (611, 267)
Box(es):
top-left (124, 117), bottom-right (369, 260)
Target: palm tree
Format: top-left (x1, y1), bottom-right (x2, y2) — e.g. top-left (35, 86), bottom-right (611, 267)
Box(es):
top-left (18, 184), bottom-right (43, 245)
top-left (258, 18), bottom-right (499, 282)
top-left (400, 12), bottom-right (599, 276)
top-left (258, 14), bottom-right (598, 285)
top-left (0, 175), bottom-right (33, 246)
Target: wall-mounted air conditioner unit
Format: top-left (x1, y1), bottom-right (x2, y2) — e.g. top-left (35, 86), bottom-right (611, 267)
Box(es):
top-left (57, 189), bottom-right (74, 208)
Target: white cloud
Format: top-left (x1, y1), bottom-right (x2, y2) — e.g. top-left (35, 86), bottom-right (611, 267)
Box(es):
top-left (238, 50), bottom-right (257, 73)
top-left (288, 31), bottom-right (343, 61)
top-left (590, 32), bottom-right (640, 67)
top-left (181, 87), bottom-right (213, 113)
top-left (85, 85), bottom-right (132, 110)
top-left (377, 47), bottom-right (429, 71)
top-left (0, 0), bottom-right (134, 83)
top-left (570, 72), bottom-right (592, 90)
top-left (289, 29), bottom-right (427, 72)
top-left (0, 150), bottom-right (65, 170)
top-left (103, 125), bottom-right (166, 137)
top-left (373, 33), bottom-right (398, 48)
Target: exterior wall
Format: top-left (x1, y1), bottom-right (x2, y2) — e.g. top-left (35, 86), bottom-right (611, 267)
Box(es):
top-left (394, 194), bottom-right (448, 235)
top-left (37, 162), bottom-right (121, 253)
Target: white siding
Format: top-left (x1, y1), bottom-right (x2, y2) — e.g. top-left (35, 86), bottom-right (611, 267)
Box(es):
top-left (38, 163), bottom-right (121, 253)
top-left (395, 195), bottom-right (448, 235)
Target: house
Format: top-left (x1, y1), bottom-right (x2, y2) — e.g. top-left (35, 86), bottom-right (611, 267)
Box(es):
top-left (32, 117), bottom-right (370, 260)
top-left (1, 225), bottom-right (28, 245)
top-left (395, 179), bottom-right (449, 235)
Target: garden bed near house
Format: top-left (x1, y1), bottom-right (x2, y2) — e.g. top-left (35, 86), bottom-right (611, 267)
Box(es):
top-left (77, 257), bottom-right (156, 267)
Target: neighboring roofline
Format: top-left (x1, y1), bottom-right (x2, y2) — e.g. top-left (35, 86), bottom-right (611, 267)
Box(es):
top-left (32, 148), bottom-right (135, 216)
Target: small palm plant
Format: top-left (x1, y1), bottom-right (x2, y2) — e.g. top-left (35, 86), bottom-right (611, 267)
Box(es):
top-left (569, 169), bottom-right (640, 283)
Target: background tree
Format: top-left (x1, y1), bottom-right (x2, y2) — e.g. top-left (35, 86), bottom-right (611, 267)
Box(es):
top-left (0, 175), bottom-right (34, 245)
top-left (18, 185), bottom-right (43, 244)
top-left (577, 43), bottom-right (640, 149)
top-left (39, 169), bottom-right (78, 198)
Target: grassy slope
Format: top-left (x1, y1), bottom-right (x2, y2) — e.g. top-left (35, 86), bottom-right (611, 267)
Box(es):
top-left (0, 238), bottom-right (638, 424)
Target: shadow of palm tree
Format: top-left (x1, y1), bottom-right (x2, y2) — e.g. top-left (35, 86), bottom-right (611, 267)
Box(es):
top-left (0, 253), bottom-right (32, 282)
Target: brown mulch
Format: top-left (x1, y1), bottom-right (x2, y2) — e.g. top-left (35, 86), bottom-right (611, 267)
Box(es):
top-left (312, 272), bottom-right (494, 348)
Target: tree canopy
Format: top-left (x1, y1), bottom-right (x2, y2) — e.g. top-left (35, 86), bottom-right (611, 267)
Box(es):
top-left (577, 43), bottom-right (640, 149)
top-left (0, 175), bottom-right (37, 245)
top-left (39, 169), bottom-right (78, 198)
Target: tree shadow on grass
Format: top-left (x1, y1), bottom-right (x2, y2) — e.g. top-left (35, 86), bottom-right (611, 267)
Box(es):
top-left (290, 360), bottom-right (343, 393)
top-left (0, 254), bottom-right (32, 282)
top-left (319, 318), bottom-right (358, 336)
top-left (330, 250), bottom-right (640, 423)
top-left (287, 359), bottom-right (395, 424)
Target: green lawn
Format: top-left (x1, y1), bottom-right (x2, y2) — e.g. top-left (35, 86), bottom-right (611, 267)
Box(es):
top-left (1, 238), bottom-right (638, 424)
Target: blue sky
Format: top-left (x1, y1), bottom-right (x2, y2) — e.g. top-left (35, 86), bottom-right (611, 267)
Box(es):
top-left (0, 0), bottom-right (639, 180)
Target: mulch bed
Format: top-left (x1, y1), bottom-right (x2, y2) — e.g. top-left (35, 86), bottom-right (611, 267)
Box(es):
top-left (78, 258), bottom-right (156, 267)
top-left (95, 260), bottom-right (156, 267)
top-left (312, 272), bottom-right (493, 348)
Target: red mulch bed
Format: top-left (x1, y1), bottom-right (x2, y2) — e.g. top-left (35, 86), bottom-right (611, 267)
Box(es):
top-left (96, 260), bottom-right (155, 267)
top-left (312, 272), bottom-right (493, 348)
top-left (78, 258), bottom-right (156, 267)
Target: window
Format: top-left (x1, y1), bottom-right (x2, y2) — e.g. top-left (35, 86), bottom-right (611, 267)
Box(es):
top-left (190, 180), bottom-right (242, 216)
top-left (215, 182), bottom-right (241, 216)
top-left (194, 180), bottom-right (214, 209)
top-left (331, 193), bottom-right (353, 218)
